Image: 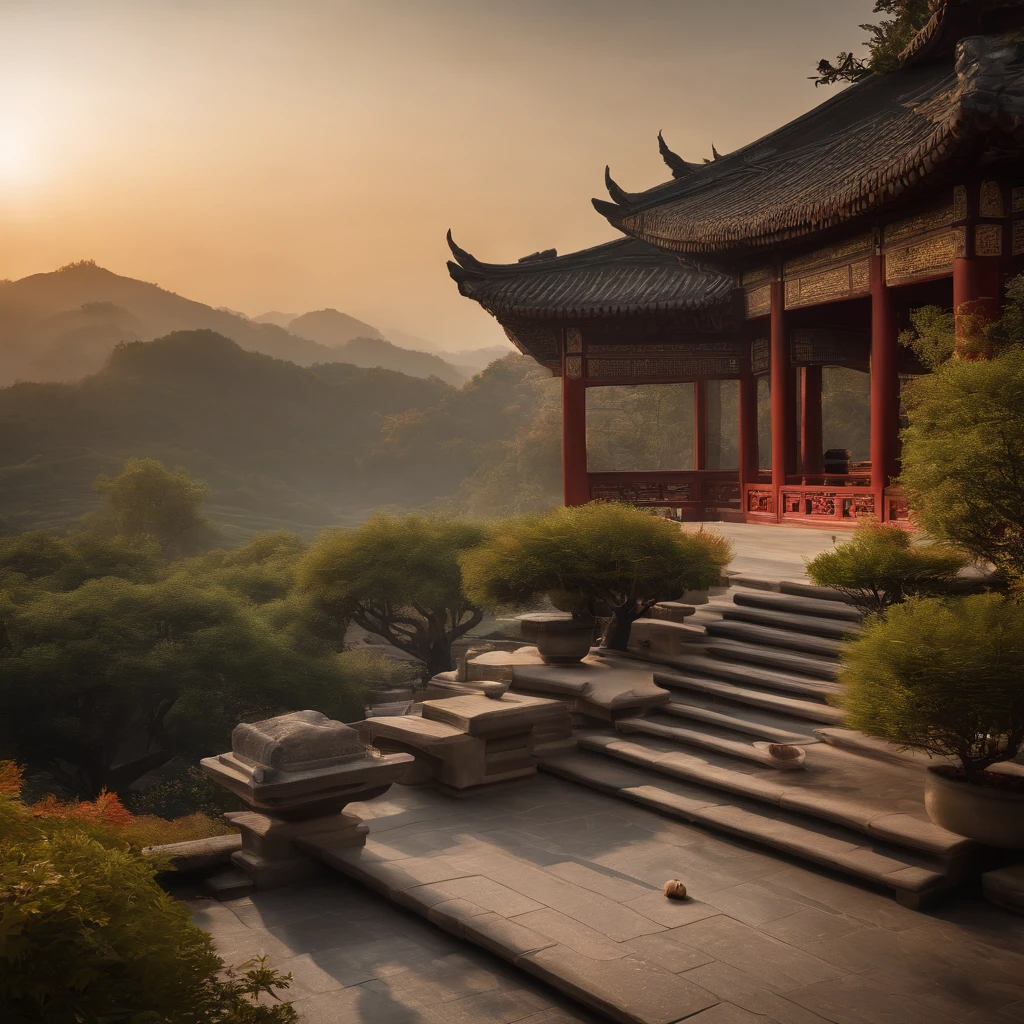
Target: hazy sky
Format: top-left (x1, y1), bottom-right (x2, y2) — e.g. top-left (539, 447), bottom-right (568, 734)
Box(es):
top-left (1, 0), bottom-right (875, 349)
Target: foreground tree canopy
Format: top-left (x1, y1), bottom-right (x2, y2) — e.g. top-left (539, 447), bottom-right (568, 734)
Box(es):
top-left (461, 503), bottom-right (732, 650)
top-left (0, 764), bottom-right (297, 1023)
top-left (298, 514), bottom-right (489, 677)
top-left (900, 347), bottom-right (1024, 585)
top-left (838, 593), bottom-right (1024, 783)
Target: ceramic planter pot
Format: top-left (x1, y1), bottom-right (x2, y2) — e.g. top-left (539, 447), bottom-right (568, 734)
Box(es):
top-left (924, 766), bottom-right (1024, 848)
top-left (519, 613), bottom-right (594, 664)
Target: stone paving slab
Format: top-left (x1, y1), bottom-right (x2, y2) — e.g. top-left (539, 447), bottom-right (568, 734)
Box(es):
top-left (296, 777), bottom-right (1024, 1024)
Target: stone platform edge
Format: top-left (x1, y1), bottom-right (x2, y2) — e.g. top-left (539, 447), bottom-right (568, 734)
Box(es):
top-left (303, 838), bottom-right (721, 1024)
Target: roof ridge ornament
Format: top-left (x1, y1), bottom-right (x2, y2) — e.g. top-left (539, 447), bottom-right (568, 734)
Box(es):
top-left (604, 166), bottom-right (632, 207)
top-left (657, 130), bottom-right (700, 178)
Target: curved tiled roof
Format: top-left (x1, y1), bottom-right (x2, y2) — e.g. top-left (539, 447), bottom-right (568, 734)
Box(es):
top-left (595, 27), bottom-right (1024, 253)
top-left (447, 233), bottom-right (736, 319)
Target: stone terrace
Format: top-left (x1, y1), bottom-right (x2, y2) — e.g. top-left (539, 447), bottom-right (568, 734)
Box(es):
top-left (221, 777), bottom-right (1024, 1024)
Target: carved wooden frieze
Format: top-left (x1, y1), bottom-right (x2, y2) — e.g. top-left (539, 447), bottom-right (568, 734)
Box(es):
top-left (980, 180), bottom-right (1004, 218)
top-left (1013, 187), bottom-right (1024, 214)
top-left (565, 327), bottom-right (583, 353)
top-left (587, 355), bottom-right (740, 379)
top-left (885, 229), bottom-right (965, 285)
top-left (564, 355), bottom-right (583, 379)
top-left (744, 285), bottom-right (771, 319)
top-left (784, 234), bottom-right (873, 278)
top-left (590, 342), bottom-right (741, 357)
top-left (975, 224), bottom-right (1004, 257)
top-left (884, 200), bottom-right (956, 248)
top-left (741, 266), bottom-right (774, 287)
top-left (790, 327), bottom-right (869, 369)
top-left (1014, 219), bottom-right (1024, 256)
top-left (954, 185), bottom-right (969, 221)
top-left (784, 261), bottom-right (871, 309)
top-left (751, 338), bottom-right (770, 376)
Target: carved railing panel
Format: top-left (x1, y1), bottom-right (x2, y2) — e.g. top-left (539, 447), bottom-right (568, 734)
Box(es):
top-left (588, 471), bottom-right (740, 507)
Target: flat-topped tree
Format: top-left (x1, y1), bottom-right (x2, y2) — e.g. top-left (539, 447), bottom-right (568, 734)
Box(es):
top-left (461, 503), bottom-right (732, 651)
top-left (298, 514), bottom-right (489, 679)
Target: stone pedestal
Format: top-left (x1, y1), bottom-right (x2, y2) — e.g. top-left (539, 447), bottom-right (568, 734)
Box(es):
top-left (201, 710), bottom-right (412, 890)
top-left (357, 691), bottom-right (573, 796)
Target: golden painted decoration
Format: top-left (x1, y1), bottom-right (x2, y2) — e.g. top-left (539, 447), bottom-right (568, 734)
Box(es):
top-left (883, 203), bottom-right (955, 248)
top-left (975, 224), bottom-right (1003, 257)
top-left (783, 233), bottom-right (872, 277)
top-left (1013, 187), bottom-right (1024, 215)
top-left (744, 284), bottom-right (771, 319)
top-left (564, 355), bottom-right (582, 379)
top-left (565, 327), bottom-right (583, 354)
top-left (885, 231), bottom-right (961, 284)
top-left (1014, 219), bottom-right (1024, 256)
top-left (953, 185), bottom-right (969, 222)
top-left (980, 180), bottom-right (1004, 218)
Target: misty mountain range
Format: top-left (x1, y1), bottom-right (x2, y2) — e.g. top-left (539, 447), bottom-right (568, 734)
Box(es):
top-left (0, 261), bottom-right (510, 388)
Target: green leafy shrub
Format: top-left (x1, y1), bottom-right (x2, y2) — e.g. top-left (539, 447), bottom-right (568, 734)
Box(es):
top-left (804, 523), bottom-right (967, 614)
top-left (460, 504), bottom-right (732, 650)
top-left (900, 346), bottom-right (1024, 585)
top-left (0, 764), bottom-right (295, 1023)
top-left (837, 594), bottom-right (1024, 784)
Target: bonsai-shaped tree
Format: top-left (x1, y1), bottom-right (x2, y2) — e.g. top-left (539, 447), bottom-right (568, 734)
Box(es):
top-left (838, 593), bottom-right (1024, 785)
top-left (460, 503), bottom-right (732, 651)
top-left (298, 513), bottom-right (489, 678)
top-left (805, 522), bottom-right (967, 615)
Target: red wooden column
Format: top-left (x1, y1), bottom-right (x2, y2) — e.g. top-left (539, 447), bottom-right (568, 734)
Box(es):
top-left (561, 352), bottom-right (589, 507)
top-left (694, 380), bottom-right (708, 471)
top-left (769, 280), bottom-right (793, 504)
top-left (801, 366), bottom-right (824, 478)
top-left (738, 365), bottom-right (758, 497)
top-left (954, 256), bottom-right (1001, 348)
top-left (870, 255), bottom-right (899, 509)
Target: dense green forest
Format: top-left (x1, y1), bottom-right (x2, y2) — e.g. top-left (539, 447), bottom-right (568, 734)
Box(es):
top-left (0, 329), bottom-right (562, 537)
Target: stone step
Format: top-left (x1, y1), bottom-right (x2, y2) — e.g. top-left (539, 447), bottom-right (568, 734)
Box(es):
top-left (542, 750), bottom-right (958, 903)
top-left (704, 619), bottom-right (844, 659)
top-left (648, 601), bottom-right (696, 623)
top-left (779, 580), bottom-right (856, 604)
top-left (203, 868), bottom-right (256, 901)
top-left (718, 604), bottom-right (859, 641)
top-left (615, 716), bottom-right (803, 769)
top-left (732, 588), bottom-right (863, 623)
top-left (705, 638), bottom-right (840, 680)
top-left (661, 699), bottom-right (817, 745)
top-left (653, 670), bottom-right (843, 724)
top-left (654, 652), bottom-right (840, 700)
top-left (814, 727), bottom-right (935, 769)
top-left (576, 733), bottom-right (973, 861)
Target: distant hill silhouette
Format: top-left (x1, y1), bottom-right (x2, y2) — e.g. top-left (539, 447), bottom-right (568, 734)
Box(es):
top-left (288, 308), bottom-right (384, 346)
top-left (0, 329), bottom-right (453, 537)
top-left (252, 311), bottom-right (298, 329)
top-left (0, 263), bottom-right (468, 387)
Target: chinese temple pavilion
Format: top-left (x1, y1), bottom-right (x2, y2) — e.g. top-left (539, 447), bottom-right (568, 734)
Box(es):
top-left (448, 0), bottom-right (1024, 527)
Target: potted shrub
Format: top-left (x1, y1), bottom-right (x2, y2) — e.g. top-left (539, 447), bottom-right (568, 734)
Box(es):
top-left (838, 593), bottom-right (1024, 847)
top-left (460, 503), bottom-right (732, 661)
top-left (805, 522), bottom-right (967, 615)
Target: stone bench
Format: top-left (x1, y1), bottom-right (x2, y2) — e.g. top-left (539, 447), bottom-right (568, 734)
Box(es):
top-left (446, 647), bottom-right (670, 722)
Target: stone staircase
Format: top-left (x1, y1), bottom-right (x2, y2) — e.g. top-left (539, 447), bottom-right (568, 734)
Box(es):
top-left (544, 578), bottom-right (976, 907)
